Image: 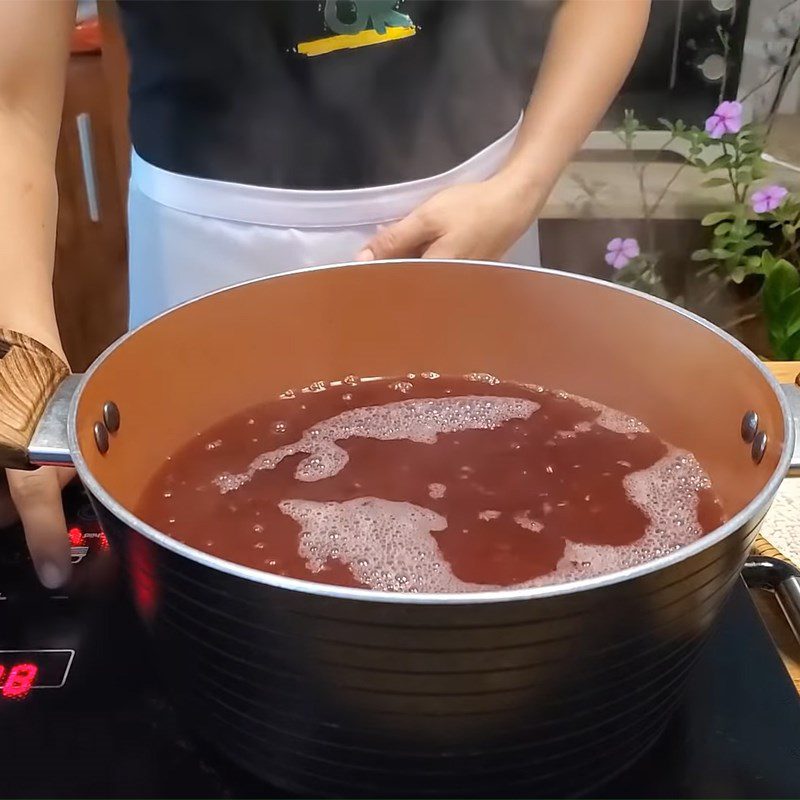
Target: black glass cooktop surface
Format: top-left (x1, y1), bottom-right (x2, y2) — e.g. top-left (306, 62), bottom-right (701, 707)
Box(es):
top-left (1, 484), bottom-right (799, 798)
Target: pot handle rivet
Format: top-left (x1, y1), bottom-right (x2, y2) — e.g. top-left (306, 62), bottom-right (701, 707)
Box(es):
top-left (103, 401), bottom-right (120, 433)
top-left (741, 410), bottom-right (758, 443)
top-left (752, 430), bottom-right (767, 465)
top-left (93, 421), bottom-right (109, 455)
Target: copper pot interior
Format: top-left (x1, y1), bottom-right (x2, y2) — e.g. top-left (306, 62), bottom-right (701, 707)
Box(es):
top-left (75, 262), bottom-right (785, 527)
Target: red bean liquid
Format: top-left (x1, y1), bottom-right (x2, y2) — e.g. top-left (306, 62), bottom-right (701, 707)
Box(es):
top-left (136, 375), bottom-right (725, 593)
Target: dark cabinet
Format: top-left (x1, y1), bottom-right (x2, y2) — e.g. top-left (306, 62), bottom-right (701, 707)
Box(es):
top-left (54, 51), bottom-right (128, 373)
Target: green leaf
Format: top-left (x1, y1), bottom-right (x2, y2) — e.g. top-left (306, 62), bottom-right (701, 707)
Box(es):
top-left (763, 260), bottom-right (800, 323)
top-left (702, 177), bottom-right (732, 188)
top-left (713, 247), bottom-right (734, 259)
top-left (789, 331), bottom-right (800, 361)
top-left (776, 258), bottom-right (798, 272)
top-left (772, 327), bottom-right (800, 360)
top-left (745, 234), bottom-right (772, 249)
top-left (784, 291), bottom-right (800, 339)
top-left (706, 154), bottom-right (733, 170)
top-left (731, 266), bottom-right (746, 283)
top-left (714, 222), bottom-right (733, 235)
top-left (736, 169), bottom-right (753, 184)
top-left (740, 135), bottom-right (765, 153)
top-left (691, 248), bottom-right (716, 261)
top-left (759, 249), bottom-right (777, 275)
top-left (701, 211), bottom-right (735, 226)
top-left (769, 291), bottom-right (800, 356)
top-left (783, 224), bottom-right (797, 244)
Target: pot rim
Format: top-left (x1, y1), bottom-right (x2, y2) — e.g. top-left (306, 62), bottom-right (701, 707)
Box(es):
top-left (67, 260), bottom-right (793, 605)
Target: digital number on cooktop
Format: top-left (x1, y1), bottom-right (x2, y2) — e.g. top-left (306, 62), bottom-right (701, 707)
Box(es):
top-left (0, 650), bottom-right (74, 699)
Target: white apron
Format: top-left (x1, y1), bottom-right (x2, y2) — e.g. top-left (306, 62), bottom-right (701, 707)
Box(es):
top-left (127, 116), bottom-right (540, 329)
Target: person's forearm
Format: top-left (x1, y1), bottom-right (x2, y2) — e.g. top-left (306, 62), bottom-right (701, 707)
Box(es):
top-left (496, 0), bottom-right (650, 215)
top-left (0, 114), bottom-right (64, 361)
top-left (0, 0), bottom-right (76, 365)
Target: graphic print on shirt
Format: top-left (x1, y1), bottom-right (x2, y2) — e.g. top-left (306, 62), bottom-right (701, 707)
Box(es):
top-left (297, 1), bottom-right (415, 57)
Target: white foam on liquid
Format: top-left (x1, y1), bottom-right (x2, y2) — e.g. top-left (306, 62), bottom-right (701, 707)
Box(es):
top-left (279, 497), bottom-right (485, 593)
top-left (513, 511), bottom-right (543, 533)
top-left (428, 483), bottom-right (447, 499)
top-left (526, 446), bottom-right (711, 588)
top-left (279, 446), bottom-right (714, 593)
top-left (215, 395), bottom-right (539, 492)
top-left (562, 392), bottom-right (650, 435)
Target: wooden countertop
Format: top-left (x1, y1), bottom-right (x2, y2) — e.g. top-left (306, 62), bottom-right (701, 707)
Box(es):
top-left (755, 362), bottom-right (800, 692)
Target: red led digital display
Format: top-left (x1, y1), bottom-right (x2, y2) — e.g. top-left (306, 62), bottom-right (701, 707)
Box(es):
top-left (0, 650), bottom-right (74, 700)
top-left (69, 527), bottom-right (109, 565)
top-left (0, 664), bottom-right (38, 699)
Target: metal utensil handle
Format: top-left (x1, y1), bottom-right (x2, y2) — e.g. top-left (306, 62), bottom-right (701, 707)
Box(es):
top-left (0, 329), bottom-right (69, 470)
top-left (76, 112), bottom-right (100, 223)
top-left (780, 383), bottom-right (800, 475)
top-left (742, 555), bottom-right (800, 643)
top-left (776, 576), bottom-right (800, 641)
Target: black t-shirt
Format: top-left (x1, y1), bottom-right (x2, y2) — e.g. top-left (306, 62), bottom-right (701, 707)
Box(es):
top-left (118, 0), bottom-right (558, 189)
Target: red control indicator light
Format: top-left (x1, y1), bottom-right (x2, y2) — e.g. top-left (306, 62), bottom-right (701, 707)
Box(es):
top-left (0, 663), bottom-right (38, 699)
top-left (0, 650), bottom-right (74, 699)
top-left (68, 527), bottom-right (109, 550)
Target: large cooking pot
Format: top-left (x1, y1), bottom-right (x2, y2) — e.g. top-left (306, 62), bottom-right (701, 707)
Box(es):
top-left (0, 261), bottom-right (798, 797)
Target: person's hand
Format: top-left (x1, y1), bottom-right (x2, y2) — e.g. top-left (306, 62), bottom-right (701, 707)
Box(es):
top-left (2, 466), bottom-right (75, 588)
top-left (0, 326), bottom-right (73, 589)
top-left (356, 175), bottom-right (542, 262)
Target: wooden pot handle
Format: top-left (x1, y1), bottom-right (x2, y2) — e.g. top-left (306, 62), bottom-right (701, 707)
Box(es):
top-left (0, 329), bottom-right (70, 470)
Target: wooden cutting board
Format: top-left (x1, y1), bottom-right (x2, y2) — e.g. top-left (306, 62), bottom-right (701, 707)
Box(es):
top-left (755, 363), bottom-right (800, 691)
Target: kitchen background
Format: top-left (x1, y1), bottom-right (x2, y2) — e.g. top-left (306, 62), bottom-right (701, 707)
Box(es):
top-left (58, 0), bottom-right (800, 370)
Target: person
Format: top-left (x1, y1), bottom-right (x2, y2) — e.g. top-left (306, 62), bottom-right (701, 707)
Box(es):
top-left (0, 0), bottom-right (650, 587)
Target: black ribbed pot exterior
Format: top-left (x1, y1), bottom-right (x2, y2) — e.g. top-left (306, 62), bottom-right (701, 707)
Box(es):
top-left (95, 497), bottom-right (761, 798)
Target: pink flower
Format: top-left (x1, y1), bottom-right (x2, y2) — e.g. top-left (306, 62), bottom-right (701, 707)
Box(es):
top-left (750, 184), bottom-right (789, 213)
top-left (704, 101), bottom-right (743, 139)
top-left (605, 237), bottom-right (640, 270)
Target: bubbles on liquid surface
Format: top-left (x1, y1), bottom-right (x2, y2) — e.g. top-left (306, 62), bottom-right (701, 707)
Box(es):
top-left (466, 372), bottom-right (500, 385)
top-left (214, 395), bottom-right (539, 492)
top-left (279, 446), bottom-right (712, 593)
top-left (564, 392), bottom-right (650, 435)
top-left (152, 374), bottom-right (719, 596)
top-left (513, 511), bottom-right (543, 532)
top-left (280, 497), bottom-right (478, 593)
top-left (540, 448), bottom-right (710, 586)
top-left (428, 483), bottom-right (447, 499)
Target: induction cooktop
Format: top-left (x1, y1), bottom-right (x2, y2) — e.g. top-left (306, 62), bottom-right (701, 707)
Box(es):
top-left (1, 482), bottom-right (800, 799)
